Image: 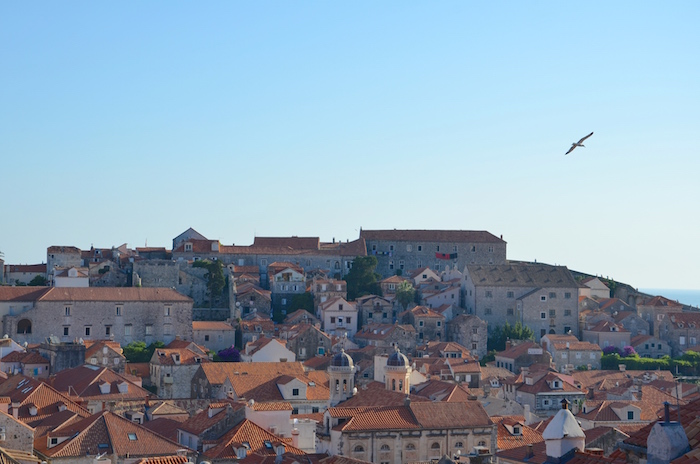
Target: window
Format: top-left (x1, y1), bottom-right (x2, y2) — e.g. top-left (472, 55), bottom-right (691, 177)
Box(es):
top-left (680, 336), bottom-right (686, 345)
top-left (399, 260), bottom-right (405, 269)
top-left (164, 325), bottom-right (171, 336)
top-left (485, 290), bottom-right (493, 298)
top-left (590, 352), bottom-right (596, 359)
top-left (382, 312), bottom-right (388, 319)
top-left (406, 244), bottom-right (412, 252)
top-left (541, 329), bottom-right (547, 337)
top-left (339, 304), bottom-right (343, 310)
top-left (347, 317), bottom-right (352, 324)
top-left (627, 411), bottom-right (634, 420)
top-left (478, 440), bottom-right (487, 447)
top-left (565, 292), bottom-right (572, 299)
top-left (85, 327), bottom-right (91, 336)
top-left (549, 292), bottom-right (556, 299)
top-left (116, 306), bottom-right (122, 316)
top-left (436, 245), bottom-right (440, 252)
top-left (453, 246), bottom-right (457, 252)
top-left (418, 245), bottom-right (422, 251)
top-left (419, 320), bottom-right (424, 327)
top-left (353, 445), bottom-right (364, 453)
top-left (455, 441), bottom-right (464, 448)
top-left (146, 325), bottom-right (153, 335)
top-left (419, 332), bottom-right (424, 339)
top-left (368, 313), bottom-right (373, 319)
top-left (164, 306), bottom-right (171, 316)
top-left (691, 337), bottom-right (698, 346)
top-left (105, 326), bottom-right (111, 336)
top-left (389, 245), bottom-right (394, 251)
top-left (471, 245), bottom-right (476, 252)
top-left (437, 321), bottom-right (442, 327)
top-left (549, 309), bottom-right (556, 318)
top-left (541, 312), bottom-right (547, 319)
top-left (507, 291), bottom-right (514, 298)
top-left (184, 243), bottom-right (192, 252)
top-left (485, 308), bottom-right (492, 315)
top-left (564, 326), bottom-right (571, 334)
top-left (204, 335), bottom-right (210, 341)
top-left (472, 327), bottom-right (478, 334)
top-left (543, 399), bottom-right (551, 406)
top-left (389, 260), bottom-right (394, 270)
top-left (330, 317), bottom-right (336, 323)
top-left (564, 309), bottom-right (572, 316)
top-left (281, 298), bottom-right (287, 305)
top-left (292, 388), bottom-right (299, 396)
top-left (372, 245), bottom-right (377, 251)
top-left (64, 306), bottom-right (71, 316)
top-left (431, 442), bottom-right (441, 449)
top-left (380, 444), bottom-right (390, 451)
top-left (128, 433), bottom-right (138, 441)
top-left (507, 308), bottom-right (514, 316)
top-left (125, 325), bottom-right (132, 336)
top-left (540, 295), bottom-right (547, 302)
top-left (63, 326), bottom-right (69, 336)
top-left (406, 443), bottom-right (416, 450)
top-left (488, 246), bottom-right (494, 253)
top-left (260, 258), bottom-right (267, 266)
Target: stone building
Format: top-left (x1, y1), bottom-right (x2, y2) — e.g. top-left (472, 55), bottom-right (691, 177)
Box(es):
top-left (170, 230), bottom-right (367, 286)
top-left (133, 259), bottom-right (209, 308)
top-left (279, 323), bottom-right (332, 360)
top-left (464, 263), bottom-right (579, 340)
top-left (354, 323), bottom-right (417, 354)
top-left (318, 297), bottom-right (358, 338)
top-left (0, 409), bottom-right (34, 454)
top-left (150, 346), bottom-right (210, 399)
top-left (494, 341), bottom-right (552, 374)
top-left (310, 277), bottom-right (347, 307)
top-left (2, 287), bottom-right (193, 346)
top-left (2, 264), bottom-right (46, 286)
top-left (581, 320), bottom-right (631, 351)
top-left (630, 334), bottom-right (672, 358)
top-left (84, 340), bottom-right (126, 373)
top-left (192, 321), bottom-right (235, 353)
top-left (637, 295), bottom-right (684, 337)
top-left (399, 305), bottom-right (446, 343)
top-left (446, 314), bottom-right (488, 359)
top-left (657, 312), bottom-right (700, 356)
top-left (356, 294), bottom-right (395, 326)
top-left (268, 262), bottom-right (306, 313)
top-left (360, 229), bottom-right (507, 279)
top-left (540, 335), bottom-right (601, 372)
top-left (46, 246), bottom-right (82, 275)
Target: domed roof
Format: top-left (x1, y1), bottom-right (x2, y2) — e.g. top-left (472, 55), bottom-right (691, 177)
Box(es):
top-left (387, 348), bottom-right (409, 367)
top-left (331, 349), bottom-right (354, 368)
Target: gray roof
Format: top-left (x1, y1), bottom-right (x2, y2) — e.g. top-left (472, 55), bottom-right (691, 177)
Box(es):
top-left (360, 229), bottom-right (504, 243)
top-left (466, 263), bottom-right (577, 288)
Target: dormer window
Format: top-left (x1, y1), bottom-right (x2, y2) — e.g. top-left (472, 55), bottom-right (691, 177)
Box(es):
top-left (184, 243), bottom-right (192, 252)
top-left (513, 426), bottom-right (521, 435)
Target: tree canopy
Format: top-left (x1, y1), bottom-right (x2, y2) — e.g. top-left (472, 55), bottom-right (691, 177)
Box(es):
top-left (290, 292), bottom-right (314, 313)
top-left (123, 341), bottom-right (165, 363)
top-left (345, 256), bottom-right (382, 300)
top-left (396, 280), bottom-right (416, 310)
top-left (28, 275), bottom-right (47, 286)
top-left (487, 322), bottom-right (534, 352)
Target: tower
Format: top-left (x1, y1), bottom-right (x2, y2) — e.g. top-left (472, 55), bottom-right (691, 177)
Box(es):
top-left (384, 347), bottom-right (412, 395)
top-left (328, 349), bottom-right (355, 406)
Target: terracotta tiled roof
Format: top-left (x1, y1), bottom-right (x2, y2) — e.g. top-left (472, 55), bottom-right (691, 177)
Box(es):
top-left (140, 417), bottom-right (184, 442)
top-left (406, 305), bottom-right (444, 318)
top-left (412, 380), bottom-right (473, 402)
top-left (248, 401), bottom-right (293, 412)
top-left (380, 275), bottom-right (406, 284)
top-left (641, 296), bottom-right (683, 308)
top-left (126, 362), bottom-right (151, 378)
top-left (517, 372), bottom-right (582, 395)
top-left (203, 419), bottom-right (305, 459)
top-left (551, 341), bottom-right (601, 351)
top-left (302, 356), bottom-right (332, 371)
top-left (466, 263), bottom-right (577, 288)
top-left (193, 321), bottom-right (233, 331)
top-left (360, 229), bottom-right (504, 243)
top-left (0, 287), bottom-right (51, 301)
top-left (36, 410), bottom-right (183, 459)
top-left (664, 311), bottom-right (700, 329)
top-left (334, 382), bottom-right (430, 408)
top-left (586, 320), bottom-right (628, 333)
top-left (572, 369), bottom-right (674, 391)
top-left (0, 375), bottom-right (89, 428)
top-left (496, 341), bottom-right (544, 360)
top-left (48, 365), bottom-right (152, 402)
top-left (4, 264), bottom-right (46, 273)
top-left (492, 415), bottom-right (544, 450)
top-left (178, 402), bottom-right (239, 435)
top-left (33, 287), bottom-right (191, 302)
top-left (134, 456), bottom-right (189, 464)
top-left (152, 348), bottom-right (209, 366)
top-left (354, 323), bottom-right (416, 341)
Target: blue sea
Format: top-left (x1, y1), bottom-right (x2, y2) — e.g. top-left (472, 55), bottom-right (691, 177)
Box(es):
top-left (640, 289), bottom-right (700, 309)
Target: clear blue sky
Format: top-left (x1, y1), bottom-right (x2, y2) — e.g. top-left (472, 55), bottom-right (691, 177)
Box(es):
top-left (2, 2), bottom-right (699, 290)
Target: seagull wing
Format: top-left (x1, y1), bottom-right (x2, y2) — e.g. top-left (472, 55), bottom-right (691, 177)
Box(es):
top-left (577, 132), bottom-right (594, 144)
top-left (565, 144), bottom-right (576, 155)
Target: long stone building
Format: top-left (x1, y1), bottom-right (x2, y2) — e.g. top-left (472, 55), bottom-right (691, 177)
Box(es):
top-left (0, 287), bottom-right (193, 346)
top-left (463, 262), bottom-right (580, 340)
top-left (360, 229), bottom-right (507, 278)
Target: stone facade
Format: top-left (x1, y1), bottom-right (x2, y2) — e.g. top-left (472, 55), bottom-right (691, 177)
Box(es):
top-left (356, 295), bottom-right (395, 327)
top-left (630, 334), bottom-right (672, 358)
top-left (657, 312), bottom-right (700, 357)
top-left (133, 259), bottom-right (209, 308)
top-left (150, 347), bottom-right (210, 399)
top-left (464, 263), bottom-right (579, 340)
top-left (46, 246), bottom-right (82, 274)
top-left (446, 314), bottom-right (488, 359)
top-left (400, 305), bottom-right (446, 344)
top-left (360, 229), bottom-right (507, 279)
top-left (3, 287), bottom-right (193, 346)
top-left (0, 410), bottom-right (34, 453)
top-left (354, 323), bottom-right (417, 354)
top-left (280, 323), bottom-right (332, 360)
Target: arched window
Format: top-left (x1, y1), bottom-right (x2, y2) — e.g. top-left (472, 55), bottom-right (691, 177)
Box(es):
top-left (380, 444), bottom-right (390, 451)
top-left (353, 445), bottom-right (364, 453)
top-left (392, 379), bottom-right (396, 391)
top-left (455, 442), bottom-right (464, 448)
top-left (335, 261), bottom-right (340, 270)
top-left (431, 443), bottom-right (441, 449)
top-left (549, 329), bottom-right (556, 334)
top-left (406, 443), bottom-right (416, 450)
top-left (478, 440), bottom-right (487, 447)
top-left (17, 319), bottom-right (32, 334)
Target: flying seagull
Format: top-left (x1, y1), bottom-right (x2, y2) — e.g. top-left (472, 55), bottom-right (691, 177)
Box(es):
top-left (565, 132), bottom-right (594, 155)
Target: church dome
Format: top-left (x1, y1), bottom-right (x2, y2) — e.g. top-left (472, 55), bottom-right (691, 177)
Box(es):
top-left (387, 348), bottom-right (409, 367)
top-left (331, 349), bottom-right (354, 368)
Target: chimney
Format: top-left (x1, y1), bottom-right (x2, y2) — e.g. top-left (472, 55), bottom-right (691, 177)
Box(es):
top-left (291, 427), bottom-right (300, 449)
top-left (526, 444), bottom-right (534, 458)
top-left (11, 402), bottom-right (20, 419)
top-left (505, 339), bottom-right (512, 350)
top-left (404, 396), bottom-right (411, 407)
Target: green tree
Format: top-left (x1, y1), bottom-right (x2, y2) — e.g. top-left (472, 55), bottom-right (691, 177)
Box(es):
top-left (28, 275), bottom-right (47, 286)
top-left (396, 280), bottom-right (416, 310)
top-left (487, 322), bottom-right (535, 352)
top-left (193, 259), bottom-right (226, 308)
top-left (345, 256), bottom-right (382, 300)
top-left (290, 292), bottom-right (314, 313)
top-left (123, 341), bottom-right (165, 363)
